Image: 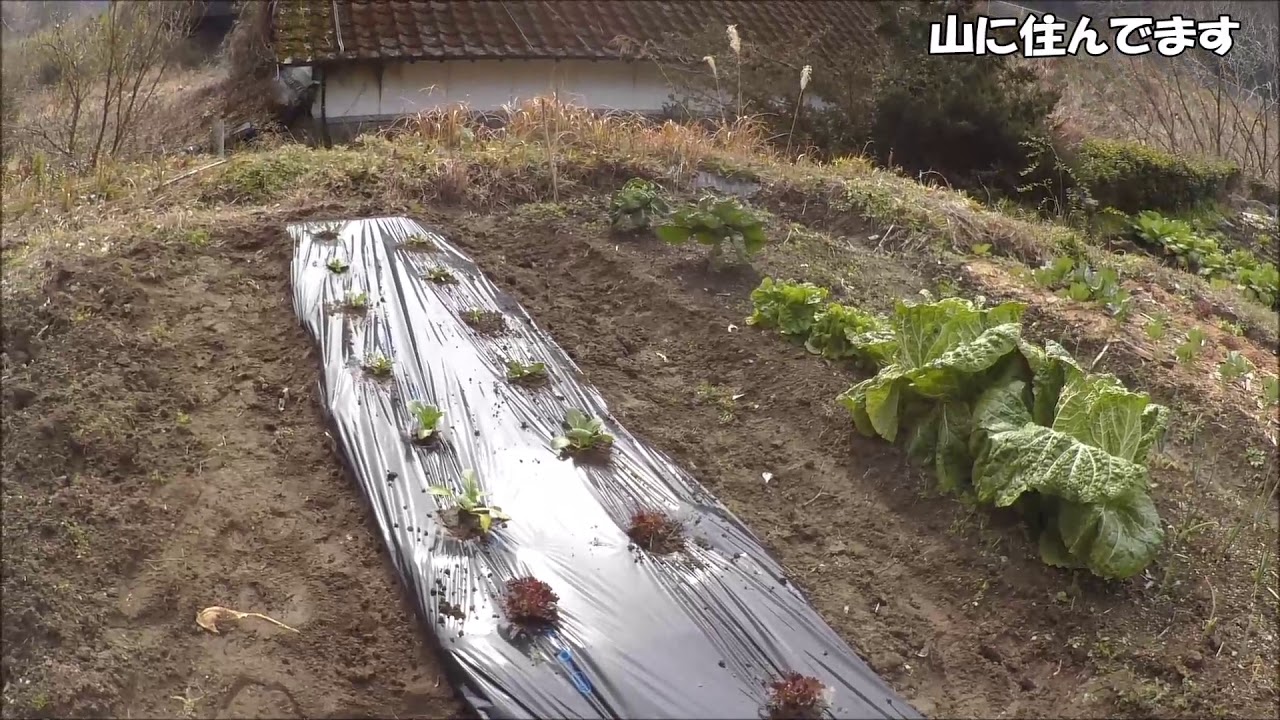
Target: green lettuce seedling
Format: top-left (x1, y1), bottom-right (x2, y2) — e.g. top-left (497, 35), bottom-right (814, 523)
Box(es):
top-left (345, 292), bottom-right (369, 310)
top-left (506, 360), bottom-right (548, 384)
top-left (409, 402), bottom-right (445, 442)
top-left (552, 409), bottom-right (614, 454)
top-left (327, 258), bottom-right (350, 274)
top-left (429, 469), bottom-right (510, 534)
top-left (365, 354), bottom-right (393, 377)
top-left (426, 266), bottom-right (457, 284)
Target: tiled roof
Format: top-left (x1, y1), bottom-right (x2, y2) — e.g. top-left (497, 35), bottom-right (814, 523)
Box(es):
top-left (271, 0), bottom-right (883, 66)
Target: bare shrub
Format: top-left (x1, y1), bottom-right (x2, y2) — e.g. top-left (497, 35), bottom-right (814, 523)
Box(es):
top-left (10, 1), bottom-right (191, 168)
top-left (1053, 1), bottom-right (1280, 183)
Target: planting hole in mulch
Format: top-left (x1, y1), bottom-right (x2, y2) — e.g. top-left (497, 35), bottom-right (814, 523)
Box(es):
top-left (402, 234), bottom-right (436, 252)
top-left (502, 576), bottom-right (559, 633)
top-left (313, 228), bottom-right (341, 243)
top-left (558, 442), bottom-right (613, 465)
top-left (766, 672), bottom-right (832, 720)
top-left (626, 510), bottom-right (684, 554)
top-left (425, 266), bottom-right (458, 285)
top-left (462, 309), bottom-right (508, 336)
top-left (436, 506), bottom-right (501, 541)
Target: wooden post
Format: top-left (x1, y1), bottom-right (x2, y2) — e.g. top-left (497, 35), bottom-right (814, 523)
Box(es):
top-left (212, 117), bottom-right (225, 157)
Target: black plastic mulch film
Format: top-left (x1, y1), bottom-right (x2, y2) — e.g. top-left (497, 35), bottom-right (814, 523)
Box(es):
top-left (288, 217), bottom-right (923, 720)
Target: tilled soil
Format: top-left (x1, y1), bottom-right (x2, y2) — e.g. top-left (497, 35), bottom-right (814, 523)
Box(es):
top-left (1, 221), bottom-right (467, 719)
top-left (433, 201), bottom-right (1277, 719)
top-left (2, 197), bottom-right (1274, 720)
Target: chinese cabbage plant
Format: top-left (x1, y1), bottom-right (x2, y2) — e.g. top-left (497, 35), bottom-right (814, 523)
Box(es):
top-left (609, 178), bottom-right (669, 232)
top-left (747, 284), bottom-right (1170, 580)
top-left (655, 195), bottom-right (768, 263)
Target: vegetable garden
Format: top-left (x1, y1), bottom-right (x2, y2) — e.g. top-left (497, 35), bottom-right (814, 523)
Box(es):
top-left (289, 217), bottom-right (921, 720)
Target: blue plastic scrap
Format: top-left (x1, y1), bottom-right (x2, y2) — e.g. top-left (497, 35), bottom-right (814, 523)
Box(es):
top-left (288, 216), bottom-right (924, 720)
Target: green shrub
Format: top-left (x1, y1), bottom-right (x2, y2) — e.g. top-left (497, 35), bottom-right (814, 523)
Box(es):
top-left (1072, 139), bottom-right (1240, 214)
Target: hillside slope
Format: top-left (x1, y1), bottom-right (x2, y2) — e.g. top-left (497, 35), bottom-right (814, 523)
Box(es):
top-left (2, 108), bottom-right (1276, 719)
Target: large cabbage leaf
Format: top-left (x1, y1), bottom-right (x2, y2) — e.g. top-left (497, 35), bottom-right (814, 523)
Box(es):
top-left (971, 373), bottom-right (1167, 579)
top-left (838, 296), bottom-right (1026, 443)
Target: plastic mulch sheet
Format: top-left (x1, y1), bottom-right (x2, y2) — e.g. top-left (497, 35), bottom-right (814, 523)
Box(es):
top-left (287, 216), bottom-right (923, 720)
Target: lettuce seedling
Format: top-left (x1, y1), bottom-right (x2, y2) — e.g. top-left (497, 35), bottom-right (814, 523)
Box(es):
top-left (503, 576), bottom-right (559, 628)
top-left (766, 673), bottom-right (832, 720)
top-left (364, 354), bottom-right (393, 377)
top-left (344, 292), bottom-right (369, 310)
top-left (506, 359), bottom-right (548, 384)
top-left (409, 402), bottom-right (445, 442)
top-left (552, 409), bottom-right (614, 454)
top-left (403, 233), bottom-right (434, 250)
top-left (327, 258), bottom-right (349, 274)
top-left (609, 178), bottom-right (669, 232)
top-left (1264, 376), bottom-right (1279, 406)
top-left (627, 510), bottom-right (684, 554)
top-left (463, 309), bottom-right (507, 335)
top-left (426, 266), bottom-right (457, 284)
top-left (655, 195), bottom-right (767, 263)
top-left (429, 469), bottom-right (509, 534)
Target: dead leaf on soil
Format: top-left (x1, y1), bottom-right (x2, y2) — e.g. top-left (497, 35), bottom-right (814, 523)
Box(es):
top-left (196, 606), bottom-right (299, 635)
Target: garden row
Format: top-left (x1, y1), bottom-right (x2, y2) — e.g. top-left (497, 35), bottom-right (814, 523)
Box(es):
top-left (1132, 210), bottom-right (1279, 309)
top-left (747, 278), bottom-right (1170, 581)
top-left (308, 223), bottom-right (882, 720)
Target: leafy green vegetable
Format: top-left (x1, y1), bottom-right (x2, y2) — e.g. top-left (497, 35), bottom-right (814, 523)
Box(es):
top-left (1218, 351), bottom-right (1252, 382)
top-left (746, 278), bottom-right (829, 338)
top-left (804, 303), bottom-right (887, 361)
top-left (609, 178), bottom-right (669, 232)
top-left (970, 372), bottom-right (1168, 579)
top-left (327, 258), bottom-right (349, 274)
top-left (409, 402), bottom-right (445, 441)
top-left (655, 195), bottom-right (768, 262)
top-left (552, 409), bottom-right (614, 454)
top-left (506, 359), bottom-right (548, 384)
top-left (429, 469), bottom-right (510, 534)
top-left (838, 296), bottom-right (1026, 443)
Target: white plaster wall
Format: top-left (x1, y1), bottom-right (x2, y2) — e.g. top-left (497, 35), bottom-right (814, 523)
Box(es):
top-left (316, 59), bottom-right (674, 120)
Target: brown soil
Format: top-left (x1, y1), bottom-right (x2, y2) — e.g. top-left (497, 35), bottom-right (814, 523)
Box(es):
top-left (2, 189), bottom-right (1273, 720)
top-left (0, 221), bottom-right (467, 719)
top-left (427, 198), bottom-right (1277, 719)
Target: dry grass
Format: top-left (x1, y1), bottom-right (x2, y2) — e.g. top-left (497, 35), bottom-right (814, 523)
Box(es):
top-left (3, 96), bottom-right (1274, 341)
